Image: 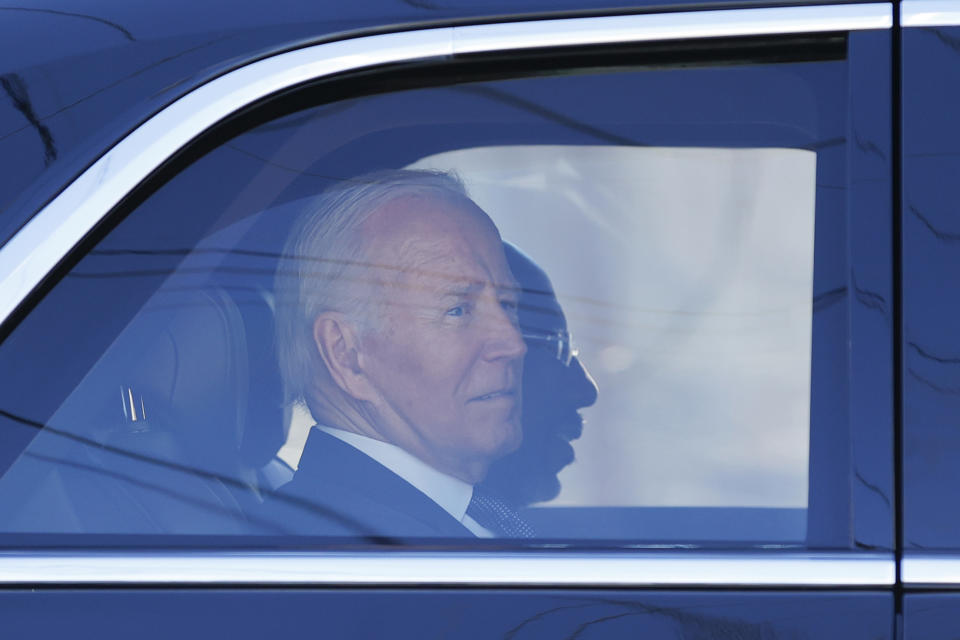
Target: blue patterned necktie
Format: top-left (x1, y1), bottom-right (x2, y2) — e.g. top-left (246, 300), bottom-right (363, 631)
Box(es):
top-left (466, 489), bottom-right (536, 538)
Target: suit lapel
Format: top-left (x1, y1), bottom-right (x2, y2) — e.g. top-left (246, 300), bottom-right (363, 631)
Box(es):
top-left (295, 429), bottom-right (474, 538)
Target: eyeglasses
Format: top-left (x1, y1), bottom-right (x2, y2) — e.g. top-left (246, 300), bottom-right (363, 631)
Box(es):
top-left (521, 328), bottom-right (578, 367)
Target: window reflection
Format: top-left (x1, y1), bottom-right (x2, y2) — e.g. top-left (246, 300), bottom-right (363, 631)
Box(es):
top-left (0, 61), bottom-right (830, 543)
top-left (411, 146), bottom-right (815, 513)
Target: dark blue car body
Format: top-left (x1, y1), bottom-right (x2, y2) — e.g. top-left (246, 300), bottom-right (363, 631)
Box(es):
top-left (2, 0), bottom-right (959, 637)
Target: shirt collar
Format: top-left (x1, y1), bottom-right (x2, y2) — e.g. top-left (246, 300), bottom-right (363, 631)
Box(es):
top-left (318, 426), bottom-right (473, 522)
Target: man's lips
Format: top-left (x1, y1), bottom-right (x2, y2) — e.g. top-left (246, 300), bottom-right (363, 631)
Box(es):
top-left (565, 416), bottom-right (584, 440)
top-left (548, 438), bottom-right (576, 468)
top-left (469, 389), bottom-right (518, 402)
top-left (553, 413), bottom-right (584, 441)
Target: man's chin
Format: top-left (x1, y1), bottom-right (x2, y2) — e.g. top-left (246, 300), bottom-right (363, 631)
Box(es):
top-left (464, 423), bottom-right (522, 473)
top-left (526, 476), bottom-right (562, 505)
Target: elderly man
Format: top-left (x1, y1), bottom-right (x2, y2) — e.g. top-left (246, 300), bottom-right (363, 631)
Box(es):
top-left (267, 170), bottom-right (530, 538)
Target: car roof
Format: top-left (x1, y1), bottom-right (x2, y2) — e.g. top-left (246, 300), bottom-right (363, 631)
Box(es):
top-left (0, 0), bottom-right (846, 243)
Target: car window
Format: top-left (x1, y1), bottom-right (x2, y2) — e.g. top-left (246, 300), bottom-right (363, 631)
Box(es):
top-left (0, 35), bottom-right (891, 548)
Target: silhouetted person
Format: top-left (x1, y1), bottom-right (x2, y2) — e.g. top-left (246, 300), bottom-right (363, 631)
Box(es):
top-left (480, 243), bottom-right (598, 507)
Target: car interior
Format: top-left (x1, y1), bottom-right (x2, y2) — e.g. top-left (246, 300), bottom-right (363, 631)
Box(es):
top-left (0, 52), bottom-right (857, 546)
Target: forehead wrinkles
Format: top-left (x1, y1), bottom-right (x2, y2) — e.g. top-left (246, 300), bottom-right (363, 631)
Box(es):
top-left (395, 232), bottom-right (523, 296)
top-left (391, 234), bottom-right (486, 298)
top-left (363, 197), bottom-right (514, 294)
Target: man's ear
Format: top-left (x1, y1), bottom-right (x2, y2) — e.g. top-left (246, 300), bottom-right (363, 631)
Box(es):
top-left (312, 312), bottom-right (377, 402)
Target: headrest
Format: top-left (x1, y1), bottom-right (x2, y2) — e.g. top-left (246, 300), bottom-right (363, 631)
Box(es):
top-left (91, 279), bottom-right (284, 477)
top-left (124, 287), bottom-right (250, 474)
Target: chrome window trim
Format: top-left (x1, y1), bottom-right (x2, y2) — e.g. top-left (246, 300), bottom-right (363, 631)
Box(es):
top-left (902, 0), bottom-right (960, 27)
top-left (902, 553), bottom-right (960, 587)
top-left (454, 4), bottom-right (891, 54)
top-left (0, 551), bottom-right (895, 586)
top-left (0, 3), bottom-right (891, 327)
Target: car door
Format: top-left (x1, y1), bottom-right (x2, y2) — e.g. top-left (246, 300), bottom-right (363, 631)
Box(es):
top-left (0, 5), bottom-right (896, 638)
top-left (901, 0), bottom-right (960, 634)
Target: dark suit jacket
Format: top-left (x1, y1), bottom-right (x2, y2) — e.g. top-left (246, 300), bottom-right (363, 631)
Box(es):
top-left (262, 428), bottom-right (474, 539)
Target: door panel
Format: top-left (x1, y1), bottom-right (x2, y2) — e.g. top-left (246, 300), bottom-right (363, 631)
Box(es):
top-left (0, 589), bottom-right (894, 639)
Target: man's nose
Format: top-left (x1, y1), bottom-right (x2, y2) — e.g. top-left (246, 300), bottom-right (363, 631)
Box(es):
top-left (482, 304), bottom-right (527, 361)
top-left (567, 356), bottom-right (599, 408)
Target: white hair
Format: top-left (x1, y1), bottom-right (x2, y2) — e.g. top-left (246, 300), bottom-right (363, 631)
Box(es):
top-left (274, 169), bottom-right (470, 405)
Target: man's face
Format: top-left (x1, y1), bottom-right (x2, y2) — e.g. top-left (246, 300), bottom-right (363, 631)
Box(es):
top-left (357, 194), bottom-right (526, 482)
top-left (515, 310), bottom-right (598, 502)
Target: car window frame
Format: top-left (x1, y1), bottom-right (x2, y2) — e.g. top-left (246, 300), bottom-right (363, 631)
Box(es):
top-left (0, 2), bottom-right (896, 589)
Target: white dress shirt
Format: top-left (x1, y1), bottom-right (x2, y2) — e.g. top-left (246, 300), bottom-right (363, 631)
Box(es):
top-left (319, 426), bottom-right (494, 537)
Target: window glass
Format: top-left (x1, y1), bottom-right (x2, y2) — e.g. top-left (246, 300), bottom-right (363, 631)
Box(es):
top-left (0, 45), bottom-right (855, 546)
top-left (408, 145), bottom-right (814, 513)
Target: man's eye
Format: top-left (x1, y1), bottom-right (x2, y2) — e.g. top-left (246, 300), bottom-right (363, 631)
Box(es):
top-left (446, 305), bottom-right (466, 317)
